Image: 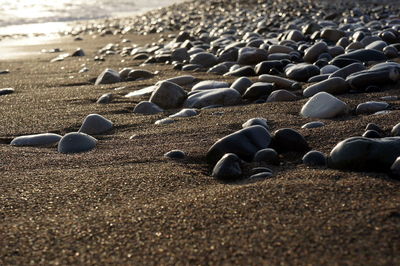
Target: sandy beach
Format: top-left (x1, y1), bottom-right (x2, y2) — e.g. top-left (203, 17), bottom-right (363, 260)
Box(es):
top-left (1, 0), bottom-right (400, 264)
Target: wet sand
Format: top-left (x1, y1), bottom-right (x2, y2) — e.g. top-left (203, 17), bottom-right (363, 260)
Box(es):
top-left (1, 20), bottom-right (400, 266)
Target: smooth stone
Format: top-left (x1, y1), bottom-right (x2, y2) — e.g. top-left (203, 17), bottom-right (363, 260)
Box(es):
top-left (207, 64), bottom-right (228, 75)
top-left (366, 123), bottom-right (383, 133)
top-left (10, 133), bottom-right (62, 147)
top-left (230, 77), bottom-right (253, 95)
top-left (190, 52), bottom-right (218, 67)
top-left (356, 101), bottom-right (389, 115)
top-left (169, 108), bottom-right (198, 118)
top-left (381, 96), bottom-right (398, 101)
top-left (171, 48), bottom-right (190, 62)
top-left (303, 77), bottom-right (348, 97)
top-left (0, 88), bottom-right (15, 95)
top-left (365, 40), bottom-right (387, 51)
top-left (242, 82), bottom-right (275, 100)
top-left (207, 125), bottom-right (271, 165)
top-left (335, 49), bottom-right (387, 62)
top-left (164, 149), bottom-right (186, 159)
top-left (71, 48), bottom-right (85, 57)
top-left (328, 137), bottom-right (400, 172)
top-left (182, 64), bottom-right (202, 71)
top-left (155, 118), bottom-right (175, 125)
top-left (307, 74), bottom-right (329, 83)
top-left (58, 132), bottom-right (97, 154)
top-left (267, 89), bottom-right (298, 102)
top-left (78, 114), bottom-right (113, 135)
top-left (79, 67), bottom-right (89, 73)
top-left (286, 29), bottom-right (305, 42)
top-left (184, 88), bottom-right (241, 108)
top-left (242, 118), bottom-right (269, 129)
top-left (346, 67), bottom-right (400, 91)
top-left (268, 45), bottom-right (294, 54)
top-left (249, 172), bottom-right (273, 180)
top-left (127, 69), bottom-right (155, 81)
top-left (320, 65), bottom-right (340, 74)
top-left (166, 75), bottom-right (196, 86)
top-left (301, 92), bottom-right (347, 119)
top-left (390, 157), bottom-right (400, 177)
top-left (237, 47), bottom-right (268, 65)
top-left (259, 74), bottom-right (300, 90)
top-left (383, 46), bottom-right (399, 58)
top-left (391, 123), bottom-right (400, 136)
top-left (95, 68), bottom-right (121, 85)
top-left (330, 58), bottom-right (361, 68)
top-left (251, 167), bottom-right (272, 174)
top-left (303, 42), bottom-right (328, 63)
top-left (329, 62), bottom-right (366, 79)
top-left (362, 130), bottom-right (382, 138)
top-left (191, 80), bottom-right (229, 91)
top-left (149, 81), bottom-right (187, 109)
top-left (212, 153), bottom-right (242, 181)
top-left (0, 70), bottom-right (10, 74)
top-left (302, 150), bottom-right (326, 166)
top-left (224, 66), bottom-right (256, 77)
top-left (96, 93), bottom-right (113, 104)
top-left (267, 53), bottom-right (291, 61)
top-left (254, 60), bottom-right (284, 75)
top-left (320, 29), bottom-right (346, 42)
top-left (272, 128), bottom-right (310, 153)
top-left (253, 148), bottom-right (279, 164)
top-left (285, 63), bottom-right (320, 82)
top-left (301, 121), bottom-right (325, 129)
top-left (133, 101), bottom-right (164, 115)
top-left (125, 85), bottom-right (156, 97)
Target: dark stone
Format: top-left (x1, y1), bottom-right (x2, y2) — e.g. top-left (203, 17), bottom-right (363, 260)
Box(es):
top-left (285, 63), bottom-right (320, 82)
top-left (335, 49), bottom-right (387, 62)
top-left (303, 150), bottom-right (326, 166)
top-left (362, 130), bottom-right (382, 138)
top-left (164, 150), bottom-right (186, 159)
top-left (212, 153), bottom-right (242, 181)
top-left (272, 128), bottom-right (310, 153)
top-left (242, 82), bottom-right (275, 100)
top-left (207, 125), bottom-right (272, 165)
top-left (224, 66), bottom-right (256, 77)
top-left (253, 148), bottom-right (279, 164)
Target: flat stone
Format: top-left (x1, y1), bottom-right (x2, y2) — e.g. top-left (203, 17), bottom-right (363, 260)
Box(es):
top-left (356, 101), bottom-right (389, 115)
top-left (191, 80), bottom-right (229, 91)
top-left (301, 92), bottom-right (347, 119)
top-left (335, 49), bottom-right (387, 62)
top-left (0, 88), bottom-right (15, 95)
top-left (133, 101), bottom-right (164, 115)
top-left (237, 47), bottom-right (269, 65)
top-left (184, 88), bottom-right (241, 108)
top-left (171, 47), bottom-right (190, 62)
top-left (155, 118), bottom-right (175, 125)
top-left (272, 128), bottom-right (310, 153)
top-left (346, 65), bottom-right (400, 91)
top-left (164, 149), bottom-right (186, 159)
top-left (224, 66), bottom-right (256, 77)
top-left (249, 172), bottom-right (273, 180)
top-left (243, 82), bottom-right (275, 100)
top-left (10, 133), bottom-right (62, 147)
top-left (166, 75), bottom-right (196, 86)
top-left (149, 81), bottom-right (187, 109)
top-left (95, 68), bottom-right (121, 85)
top-left (259, 74), bottom-right (300, 90)
top-left (267, 89), bottom-right (298, 102)
top-left (362, 130), bottom-right (382, 138)
top-left (127, 69), bottom-right (155, 81)
top-left (78, 114), bottom-right (113, 135)
top-left (285, 63), bottom-right (320, 82)
top-left (329, 62), bottom-right (366, 79)
top-left (303, 42), bottom-right (328, 63)
top-left (125, 86), bottom-right (156, 97)
top-left (328, 137), bottom-right (400, 172)
top-left (207, 125), bottom-right (271, 165)
top-left (303, 77), bottom-right (348, 97)
top-left (169, 108), bottom-right (198, 118)
top-left (58, 132), bottom-right (97, 154)
top-left (212, 153), bottom-right (242, 181)
top-left (301, 121), bottom-right (325, 129)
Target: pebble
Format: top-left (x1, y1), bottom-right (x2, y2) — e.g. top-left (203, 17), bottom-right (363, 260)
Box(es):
top-left (166, 75), bottom-right (196, 86)
top-left (335, 49), bottom-right (387, 62)
top-left (253, 148), bottom-right (279, 164)
top-left (71, 48), bottom-right (85, 57)
top-left (95, 68), bottom-right (121, 85)
top-left (328, 137), bottom-right (400, 172)
top-left (249, 171), bottom-right (273, 180)
top-left (267, 89), bottom-right (298, 102)
top-left (96, 93), bottom-right (113, 104)
top-left (191, 80), bottom-right (229, 91)
top-left (207, 125), bottom-right (271, 165)
top-left (303, 77), bottom-right (348, 97)
top-left (242, 82), bottom-right (275, 101)
top-left (272, 128), bottom-right (310, 153)
top-left (230, 77), bottom-right (253, 95)
top-left (190, 52), bottom-right (218, 68)
top-left (224, 66), bottom-right (256, 77)
top-left (301, 121), bottom-right (325, 129)
top-left (10, 133), bottom-right (62, 147)
top-left (285, 63), bottom-right (320, 82)
top-left (127, 69), bottom-right (155, 81)
top-left (212, 153), bottom-right (242, 181)
top-left (164, 149), bottom-right (186, 159)
top-left (58, 132), bottom-right (97, 154)
top-left (133, 101), bottom-right (164, 115)
top-left (155, 118), bottom-right (176, 125)
top-left (302, 150), bottom-right (326, 166)
top-left (169, 108), bottom-right (198, 118)
top-left (171, 48), bottom-right (190, 62)
top-left (390, 157), bottom-right (400, 178)
top-left (328, 62), bottom-right (366, 79)
top-left (184, 88), bottom-right (241, 109)
top-left (149, 81), bottom-right (187, 109)
top-left (0, 88), bottom-right (15, 95)
top-left (362, 130), bottom-right (382, 138)
top-left (356, 101), bottom-right (389, 115)
top-left (242, 118), bottom-right (269, 129)
top-left (301, 92), bottom-right (347, 119)
top-left (259, 74), bottom-right (300, 90)
top-left (391, 123), bottom-right (400, 136)
top-left (303, 42), bottom-right (328, 63)
top-left (237, 47), bottom-right (268, 65)
top-left (78, 114), bottom-right (113, 135)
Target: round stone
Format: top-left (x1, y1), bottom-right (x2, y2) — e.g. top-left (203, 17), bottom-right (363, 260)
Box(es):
top-left (164, 149), bottom-right (186, 159)
top-left (253, 148), bottom-right (279, 164)
top-left (302, 150), bottom-right (326, 166)
top-left (212, 153), bottom-right (242, 181)
top-left (273, 128), bottom-right (310, 153)
top-left (133, 101), bottom-right (164, 115)
top-left (58, 132), bottom-right (97, 154)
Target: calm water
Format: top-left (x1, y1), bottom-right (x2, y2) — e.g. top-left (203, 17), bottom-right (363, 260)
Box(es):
top-left (0, 0), bottom-right (182, 35)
